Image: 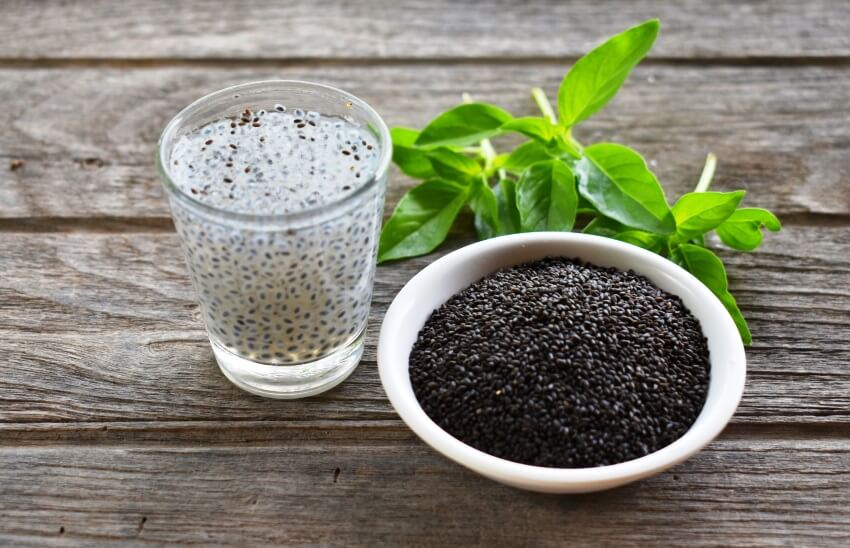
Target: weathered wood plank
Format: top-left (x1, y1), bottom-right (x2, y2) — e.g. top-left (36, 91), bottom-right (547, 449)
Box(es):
top-left (2, 0), bottom-right (849, 60)
top-left (0, 2), bottom-right (844, 541)
top-left (0, 434), bottom-right (847, 546)
top-left (1, 225), bottom-right (847, 423)
top-left (2, 64), bottom-right (848, 220)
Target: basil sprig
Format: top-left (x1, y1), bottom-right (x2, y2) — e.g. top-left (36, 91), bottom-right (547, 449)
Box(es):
top-left (378, 19), bottom-right (780, 344)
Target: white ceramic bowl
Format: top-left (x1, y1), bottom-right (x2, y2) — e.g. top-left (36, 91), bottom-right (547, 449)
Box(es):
top-left (378, 232), bottom-right (746, 493)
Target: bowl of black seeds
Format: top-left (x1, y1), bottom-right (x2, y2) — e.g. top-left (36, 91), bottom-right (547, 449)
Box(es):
top-left (378, 233), bottom-right (746, 493)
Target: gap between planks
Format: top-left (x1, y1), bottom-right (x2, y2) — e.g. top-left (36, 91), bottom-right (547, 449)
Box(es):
top-left (0, 212), bottom-right (847, 234)
top-left (1, 55), bottom-right (850, 70)
top-left (0, 421), bottom-right (848, 447)
top-left (0, 217), bottom-right (175, 233)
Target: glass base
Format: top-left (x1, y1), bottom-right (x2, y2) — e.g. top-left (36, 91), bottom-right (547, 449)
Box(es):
top-left (212, 332), bottom-right (365, 399)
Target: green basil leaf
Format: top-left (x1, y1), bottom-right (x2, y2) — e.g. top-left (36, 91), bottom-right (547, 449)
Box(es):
top-left (391, 127), bottom-right (436, 179)
top-left (503, 141), bottom-right (553, 174)
top-left (471, 178), bottom-right (500, 240)
top-left (377, 179), bottom-right (470, 263)
top-left (614, 230), bottom-right (667, 253)
top-left (553, 133), bottom-right (583, 159)
top-left (495, 179), bottom-right (522, 235)
top-left (582, 215), bottom-right (627, 237)
top-left (716, 207), bottom-right (782, 251)
top-left (427, 148), bottom-right (482, 181)
top-left (516, 159), bottom-right (578, 232)
top-left (716, 291), bottom-right (752, 346)
top-left (501, 117), bottom-right (558, 143)
top-left (577, 194), bottom-right (597, 214)
top-left (492, 153), bottom-right (510, 172)
top-left (577, 143), bottom-right (676, 234)
top-left (672, 190), bottom-right (745, 239)
top-left (415, 103), bottom-right (513, 147)
top-left (671, 243), bottom-right (752, 344)
top-left (558, 19), bottom-right (659, 127)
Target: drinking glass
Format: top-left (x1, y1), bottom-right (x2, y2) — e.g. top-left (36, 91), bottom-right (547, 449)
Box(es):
top-left (156, 81), bottom-right (390, 398)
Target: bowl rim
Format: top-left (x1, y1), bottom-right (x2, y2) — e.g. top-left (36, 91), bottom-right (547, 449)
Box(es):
top-left (377, 232), bottom-right (746, 488)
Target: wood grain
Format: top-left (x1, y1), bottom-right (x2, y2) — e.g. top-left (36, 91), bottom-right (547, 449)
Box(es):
top-left (0, 433), bottom-right (847, 546)
top-left (2, 0), bottom-right (849, 61)
top-left (1, 64), bottom-right (849, 220)
top-left (1, 226), bottom-right (847, 424)
top-left (1, 2), bottom-right (849, 542)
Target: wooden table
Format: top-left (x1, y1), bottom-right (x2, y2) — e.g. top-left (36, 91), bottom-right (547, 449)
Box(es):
top-left (2, 1), bottom-right (849, 545)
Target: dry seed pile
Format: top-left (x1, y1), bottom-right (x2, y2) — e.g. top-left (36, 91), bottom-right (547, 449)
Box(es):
top-left (167, 108), bottom-right (384, 364)
top-left (410, 257), bottom-right (710, 468)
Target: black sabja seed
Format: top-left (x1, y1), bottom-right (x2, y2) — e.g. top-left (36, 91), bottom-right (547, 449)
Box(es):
top-left (409, 257), bottom-right (710, 468)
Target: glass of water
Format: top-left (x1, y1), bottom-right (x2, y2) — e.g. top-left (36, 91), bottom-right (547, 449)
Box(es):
top-left (156, 81), bottom-right (390, 398)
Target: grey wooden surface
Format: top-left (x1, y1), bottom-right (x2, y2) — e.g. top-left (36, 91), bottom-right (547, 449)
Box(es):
top-left (1, 1), bottom-right (848, 546)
